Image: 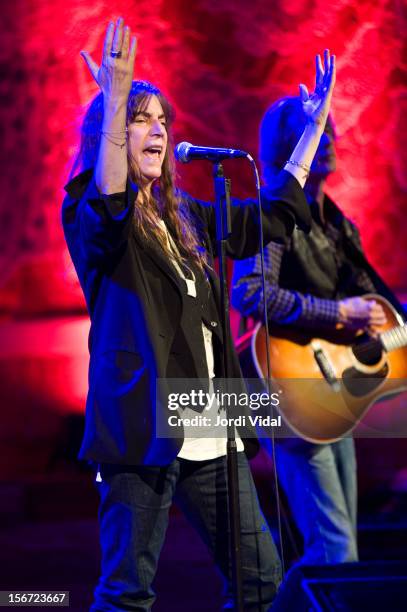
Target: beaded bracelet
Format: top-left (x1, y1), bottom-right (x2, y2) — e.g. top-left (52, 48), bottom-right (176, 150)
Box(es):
top-left (286, 159), bottom-right (310, 178)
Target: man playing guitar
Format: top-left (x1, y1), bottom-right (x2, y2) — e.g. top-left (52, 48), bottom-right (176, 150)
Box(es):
top-left (232, 97), bottom-right (405, 565)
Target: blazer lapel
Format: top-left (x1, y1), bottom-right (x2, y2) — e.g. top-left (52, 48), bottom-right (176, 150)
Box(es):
top-left (133, 230), bottom-right (185, 297)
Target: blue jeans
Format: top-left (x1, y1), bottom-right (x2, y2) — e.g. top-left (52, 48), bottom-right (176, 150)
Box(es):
top-left (274, 437), bottom-right (358, 564)
top-left (91, 452), bottom-right (281, 611)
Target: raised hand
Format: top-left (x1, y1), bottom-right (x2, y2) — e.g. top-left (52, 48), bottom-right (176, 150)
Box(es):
top-left (80, 17), bottom-right (137, 105)
top-left (299, 50), bottom-right (336, 129)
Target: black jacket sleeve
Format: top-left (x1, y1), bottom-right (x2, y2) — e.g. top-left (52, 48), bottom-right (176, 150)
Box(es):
top-left (188, 170), bottom-right (311, 260)
top-left (62, 169), bottom-right (139, 264)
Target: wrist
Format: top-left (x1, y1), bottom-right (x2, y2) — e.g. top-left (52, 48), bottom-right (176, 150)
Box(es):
top-left (303, 122), bottom-right (324, 139)
top-left (103, 97), bottom-right (128, 118)
top-left (102, 111), bottom-right (127, 133)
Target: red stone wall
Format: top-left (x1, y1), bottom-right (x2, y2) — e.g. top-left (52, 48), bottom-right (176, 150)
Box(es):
top-left (0, 0), bottom-right (405, 317)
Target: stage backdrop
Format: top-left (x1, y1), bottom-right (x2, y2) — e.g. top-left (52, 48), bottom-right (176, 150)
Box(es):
top-left (0, 1), bottom-right (406, 478)
top-left (0, 0), bottom-right (406, 316)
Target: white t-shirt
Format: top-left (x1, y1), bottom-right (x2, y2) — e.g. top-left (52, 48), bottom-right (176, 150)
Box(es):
top-left (158, 220), bottom-right (244, 460)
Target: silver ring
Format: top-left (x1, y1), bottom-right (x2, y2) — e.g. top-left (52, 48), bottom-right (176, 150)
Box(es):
top-left (110, 50), bottom-right (122, 58)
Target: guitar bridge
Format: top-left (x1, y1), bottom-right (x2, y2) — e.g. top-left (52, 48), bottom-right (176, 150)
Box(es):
top-left (311, 341), bottom-right (340, 392)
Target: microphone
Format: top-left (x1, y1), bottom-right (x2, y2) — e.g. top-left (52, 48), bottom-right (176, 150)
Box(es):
top-left (174, 141), bottom-right (248, 163)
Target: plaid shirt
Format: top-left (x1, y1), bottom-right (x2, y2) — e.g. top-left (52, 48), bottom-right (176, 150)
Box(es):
top-left (232, 199), bottom-right (376, 328)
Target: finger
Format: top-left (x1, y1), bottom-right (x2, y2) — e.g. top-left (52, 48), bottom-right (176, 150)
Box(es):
top-left (323, 49), bottom-right (330, 76)
top-left (111, 16), bottom-right (124, 53)
top-left (327, 53), bottom-right (335, 89)
top-left (371, 308), bottom-right (387, 322)
top-left (329, 54), bottom-right (336, 88)
top-left (370, 307), bottom-right (386, 318)
top-left (367, 326), bottom-right (380, 338)
top-left (315, 54), bottom-right (324, 87)
top-left (129, 35), bottom-right (138, 67)
top-left (102, 22), bottom-right (114, 62)
top-left (122, 25), bottom-right (130, 59)
top-left (367, 301), bottom-right (377, 314)
top-left (299, 83), bottom-right (309, 103)
top-left (376, 318), bottom-right (387, 326)
top-left (80, 51), bottom-right (99, 81)
top-left (370, 317), bottom-right (387, 328)
top-left (370, 302), bottom-right (385, 313)
top-left (369, 308), bottom-right (387, 322)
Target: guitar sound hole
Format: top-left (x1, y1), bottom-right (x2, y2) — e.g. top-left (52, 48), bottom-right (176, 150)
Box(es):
top-left (352, 337), bottom-right (383, 366)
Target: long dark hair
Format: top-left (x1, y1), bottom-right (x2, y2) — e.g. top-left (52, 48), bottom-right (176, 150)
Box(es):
top-left (72, 80), bottom-right (207, 269)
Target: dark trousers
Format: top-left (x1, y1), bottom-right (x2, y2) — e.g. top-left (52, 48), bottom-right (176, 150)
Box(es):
top-left (91, 452), bottom-right (281, 611)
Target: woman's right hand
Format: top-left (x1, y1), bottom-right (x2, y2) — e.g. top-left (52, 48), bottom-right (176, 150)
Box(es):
top-left (80, 17), bottom-right (137, 106)
top-left (338, 296), bottom-right (387, 332)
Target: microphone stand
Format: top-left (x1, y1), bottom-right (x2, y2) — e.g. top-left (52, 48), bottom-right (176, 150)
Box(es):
top-left (213, 162), bottom-right (244, 612)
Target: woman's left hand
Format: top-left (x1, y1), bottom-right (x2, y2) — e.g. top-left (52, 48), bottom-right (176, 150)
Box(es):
top-left (299, 49), bottom-right (336, 130)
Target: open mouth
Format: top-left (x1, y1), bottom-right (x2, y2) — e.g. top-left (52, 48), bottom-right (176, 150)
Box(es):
top-left (143, 145), bottom-right (163, 159)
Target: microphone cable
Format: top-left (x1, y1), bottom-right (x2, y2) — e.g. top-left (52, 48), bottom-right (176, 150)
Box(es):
top-left (245, 153), bottom-right (287, 578)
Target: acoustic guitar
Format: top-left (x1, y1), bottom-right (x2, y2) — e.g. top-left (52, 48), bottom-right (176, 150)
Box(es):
top-left (236, 294), bottom-right (407, 443)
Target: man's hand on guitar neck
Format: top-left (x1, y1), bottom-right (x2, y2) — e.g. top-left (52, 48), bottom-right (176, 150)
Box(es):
top-left (338, 296), bottom-right (387, 334)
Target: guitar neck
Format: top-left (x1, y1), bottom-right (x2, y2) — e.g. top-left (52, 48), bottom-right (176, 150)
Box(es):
top-left (380, 324), bottom-right (407, 353)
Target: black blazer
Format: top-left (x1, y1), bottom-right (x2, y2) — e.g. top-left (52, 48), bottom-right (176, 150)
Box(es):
top-left (62, 168), bottom-right (310, 465)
